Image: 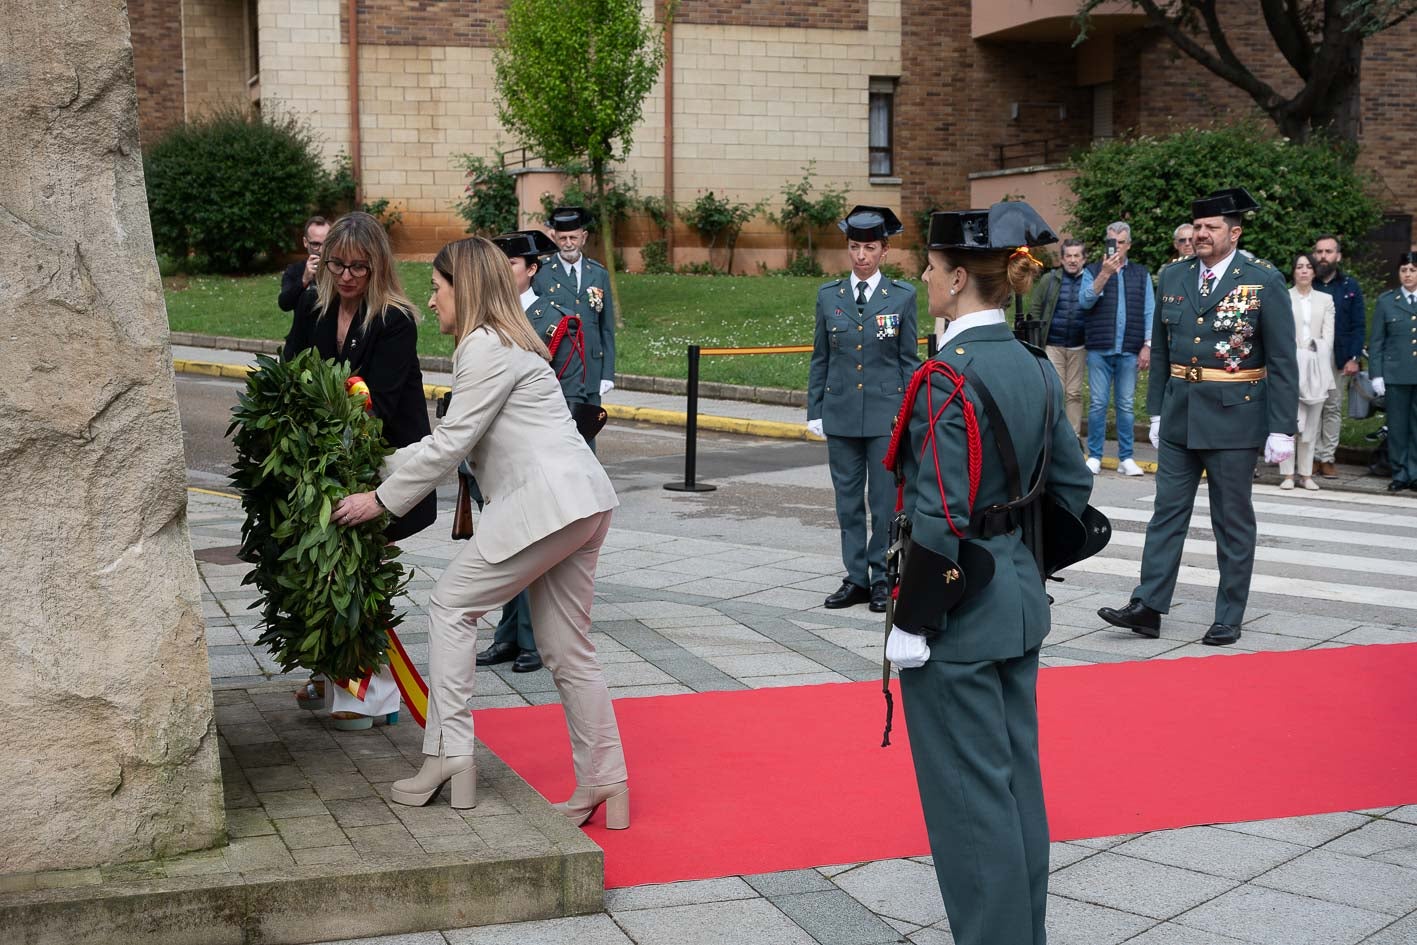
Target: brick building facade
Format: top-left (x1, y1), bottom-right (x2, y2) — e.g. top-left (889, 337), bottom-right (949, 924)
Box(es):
top-left (127, 0), bottom-right (1415, 266)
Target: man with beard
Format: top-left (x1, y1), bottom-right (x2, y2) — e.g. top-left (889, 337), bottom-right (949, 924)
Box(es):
top-left (1310, 234), bottom-right (1367, 477)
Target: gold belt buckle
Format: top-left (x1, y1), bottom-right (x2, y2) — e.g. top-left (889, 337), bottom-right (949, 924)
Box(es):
top-left (1184, 365), bottom-right (1203, 383)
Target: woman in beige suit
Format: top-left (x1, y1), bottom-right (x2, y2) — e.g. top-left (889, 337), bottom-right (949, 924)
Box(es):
top-left (333, 237), bottom-right (629, 828)
top-left (1284, 252), bottom-right (1336, 490)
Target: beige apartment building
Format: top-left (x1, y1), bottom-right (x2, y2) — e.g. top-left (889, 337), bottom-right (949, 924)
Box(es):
top-left (130, 0), bottom-right (1415, 269)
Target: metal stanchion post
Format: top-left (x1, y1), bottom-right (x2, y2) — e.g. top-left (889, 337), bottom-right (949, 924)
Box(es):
top-left (664, 344), bottom-right (717, 492)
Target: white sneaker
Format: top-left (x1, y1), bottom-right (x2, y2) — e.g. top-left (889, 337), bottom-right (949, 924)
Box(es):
top-left (1086, 457), bottom-right (1102, 475)
top-left (1119, 458), bottom-right (1145, 477)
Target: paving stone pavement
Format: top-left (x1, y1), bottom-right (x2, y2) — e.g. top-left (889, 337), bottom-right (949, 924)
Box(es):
top-left (186, 490), bottom-right (1417, 945)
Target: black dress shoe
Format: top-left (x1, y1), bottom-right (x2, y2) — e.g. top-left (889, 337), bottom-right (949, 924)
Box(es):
top-left (1202, 623), bottom-right (1242, 646)
top-left (824, 580), bottom-right (871, 609)
top-left (512, 650), bottom-right (543, 673)
top-left (1390, 480), bottom-right (1411, 493)
top-left (476, 641), bottom-right (519, 666)
top-left (1097, 599), bottom-right (1162, 638)
top-left (868, 582), bottom-right (890, 613)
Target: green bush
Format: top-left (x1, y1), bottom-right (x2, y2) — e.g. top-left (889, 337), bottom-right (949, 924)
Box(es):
top-left (778, 251), bottom-right (825, 278)
top-left (680, 190), bottom-right (762, 273)
top-left (770, 162), bottom-right (848, 262)
top-left (453, 151), bottom-right (520, 235)
top-left (144, 108), bottom-right (326, 273)
top-left (538, 162), bottom-right (642, 232)
top-left (1067, 125), bottom-right (1382, 273)
top-left (640, 238), bottom-right (672, 274)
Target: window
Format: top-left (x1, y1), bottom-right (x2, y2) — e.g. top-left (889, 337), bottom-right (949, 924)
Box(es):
top-left (869, 78), bottom-right (896, 177)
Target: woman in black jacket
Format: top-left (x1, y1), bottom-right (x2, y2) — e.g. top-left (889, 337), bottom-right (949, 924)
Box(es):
top-left (283, 211), bottom-right (435, 725)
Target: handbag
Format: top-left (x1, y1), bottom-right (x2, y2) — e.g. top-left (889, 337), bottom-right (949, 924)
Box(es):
top-left (1296, 345), bottom-right (1329, 406)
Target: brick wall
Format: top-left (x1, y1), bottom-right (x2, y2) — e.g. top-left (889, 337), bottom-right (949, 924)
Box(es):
top-left (128, 0), bottom-right (184, 146)
top-left (184, 0), bottom-right (252, 117)
top-left (667, 0), bottom-right (867, 32)
top-left (339, 0), bottom-right (504, 47)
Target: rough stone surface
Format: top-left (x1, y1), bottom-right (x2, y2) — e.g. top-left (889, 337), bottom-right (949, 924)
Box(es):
top-left (0, 0), bottom-right (224, 872)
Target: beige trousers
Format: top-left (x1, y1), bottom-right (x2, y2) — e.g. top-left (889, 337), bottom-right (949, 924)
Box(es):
top-left (1281, 400), bottom-right (1326, 478)
top-left (424, 509), bottom-right (625, 787)
top-left (1046, 344), bottom-right (1087, 436)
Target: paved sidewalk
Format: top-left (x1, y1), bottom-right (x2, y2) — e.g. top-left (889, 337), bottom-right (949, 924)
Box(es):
top-left (186, 488), bottom-right (1417, 945)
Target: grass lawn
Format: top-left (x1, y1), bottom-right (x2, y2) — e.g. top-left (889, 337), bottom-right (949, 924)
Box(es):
top-left (164, 268), bottom-right (1382, 447)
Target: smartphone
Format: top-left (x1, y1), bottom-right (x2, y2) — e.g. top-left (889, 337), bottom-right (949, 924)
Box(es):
top-left (1105, 237), bottom-right (1118, 257)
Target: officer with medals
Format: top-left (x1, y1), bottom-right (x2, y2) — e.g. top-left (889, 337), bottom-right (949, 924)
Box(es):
top-left (1368, 251), bottom-right (1417, 491)
top-left (807, 206), bottom-right (920, 613)
top-left (532, 207), bottom-right (616, 447)
top-left (1099, 188), bottom-right (1298, 646)
top-left (884, 201), bottom-right (1094, 945)
top-left (473, 229), bottom-right (585, 674)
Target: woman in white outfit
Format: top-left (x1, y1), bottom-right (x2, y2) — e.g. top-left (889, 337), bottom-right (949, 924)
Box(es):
top-left (1283, 252), bottom-right (1336, 491)
top-left (333, 237), bottom-right (629, 828)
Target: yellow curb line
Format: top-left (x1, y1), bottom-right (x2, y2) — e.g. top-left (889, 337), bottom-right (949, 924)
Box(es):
top-left (188, 486), bottom-right (240, 499)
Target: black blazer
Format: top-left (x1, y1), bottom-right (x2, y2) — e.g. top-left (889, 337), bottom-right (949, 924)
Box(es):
top-left (283, 293), bottom-right (436, 541)
top-left (278, 261), bottom-right (312, 313)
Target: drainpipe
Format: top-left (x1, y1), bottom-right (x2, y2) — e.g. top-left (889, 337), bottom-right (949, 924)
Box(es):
top-left (346, 0), bottom-right (362, 205)
top-left (662, 3), bottom-right (674, 263)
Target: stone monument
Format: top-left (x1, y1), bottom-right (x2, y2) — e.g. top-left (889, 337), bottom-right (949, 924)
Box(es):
top-left (0, 0), bottom-right (225, 872)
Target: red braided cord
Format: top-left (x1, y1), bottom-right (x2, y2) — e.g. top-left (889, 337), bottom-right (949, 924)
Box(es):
top-left (546, 315), bottom-right (587, 381)
top-left (883, 361), bottom-right (983, 537)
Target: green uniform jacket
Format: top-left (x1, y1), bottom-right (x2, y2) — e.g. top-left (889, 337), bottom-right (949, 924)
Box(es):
top-left (807, 277), bottom-right (921, 437)
top-left (1150, 254), bottom-right (1298, 449)
top-left (1026, 267), bottom-right (1065, 340)
top-left (523, 295), bottom-right (587, 405)
top-left (1369, 289), bottom-right (1417, 385)
top-left (532, 256), bottom-right (615, 396)
top-left (900, 324), bottom-right (1094, 663)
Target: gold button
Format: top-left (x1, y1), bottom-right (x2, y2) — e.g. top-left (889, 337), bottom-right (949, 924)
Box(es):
top-left (955, 347), bottom-right (965, 354)
top-left (1194, 337), bottom-right (1202, 344)
top-left (857, 325), bottom-right (863, 331)
top-left (856, 344), bottom-right (863, 350)
top-left (1197, 317), bottom-right (1204, 324)
top-left (856, 364), bottom-right (863, 371)
top-left (1190, 357), bottom-right (1198, 364)
top-left (1244, 395), bottom-right (1251, 401)
top-left (857, 383), bottom-right (863, 389)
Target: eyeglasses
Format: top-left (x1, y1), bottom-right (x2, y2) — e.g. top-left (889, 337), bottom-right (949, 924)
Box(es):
top-left (326, 259), bottom-right (370, 278)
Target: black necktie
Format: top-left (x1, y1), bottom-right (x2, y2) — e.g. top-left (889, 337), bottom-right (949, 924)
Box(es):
top-left (856, 281), bottom-right (868, 314)
top-left (566, 263), bottom-right (578, 293)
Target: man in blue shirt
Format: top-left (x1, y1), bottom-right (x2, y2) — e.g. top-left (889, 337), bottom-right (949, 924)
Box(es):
top-left (1028, 238), bottom-right (1089, 438)
top-left (1078, 221), bottom-right (1154, 477)
top-left (1310, 234), bottom-right (1367, 477)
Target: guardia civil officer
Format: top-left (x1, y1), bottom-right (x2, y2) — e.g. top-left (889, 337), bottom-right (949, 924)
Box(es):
top-left (807, 206), bottom-right (920, 612)
top-left (1368, 251), bottom-right (1417, 491)
top-left (886, 202), bottom-right (1094, 945)
top-left (474, 229), bottom-right (587, 674)
top-left (1098, 188), bottom-right (1298, 646)
top-left (533, 207), bottom-right (616, 419)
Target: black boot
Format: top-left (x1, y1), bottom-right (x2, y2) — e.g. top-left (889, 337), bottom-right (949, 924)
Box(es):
top-left (868, 582), bottom-right (890, 613)
top-left (824, 580), bottom-right (870, 609)
top-left (1098, 599), bottom-right (1162, 638)
top-left (1202, 623), bottom-right (1242, 646)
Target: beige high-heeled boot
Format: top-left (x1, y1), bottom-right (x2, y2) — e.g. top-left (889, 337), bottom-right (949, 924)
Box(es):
top-left (553, 781), bottom-right (629, 829)
top-left (391, 753), bottom-right (476, 809)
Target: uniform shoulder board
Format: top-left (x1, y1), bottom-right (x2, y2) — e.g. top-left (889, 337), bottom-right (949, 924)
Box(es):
top-left (584, 257), bottom-right (606, 271)
top-left (892, 278), bottom-right (914, 290)
top-left (1018, 340), bottom-right (1047, 359)
top-left (821, 278), bottom-right (844, 291)
top-left (1248, 255), bottom-right (1275, 270)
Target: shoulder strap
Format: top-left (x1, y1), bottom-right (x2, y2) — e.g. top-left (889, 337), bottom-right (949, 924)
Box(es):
top-left (962, 354), bottom-right (1056, 539)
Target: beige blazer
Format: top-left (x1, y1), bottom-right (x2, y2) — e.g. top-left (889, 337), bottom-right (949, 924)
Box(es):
top-left (1289, 287), bottom-right (1337, 392)
top-left (376, 327), bottom-right (618, 563)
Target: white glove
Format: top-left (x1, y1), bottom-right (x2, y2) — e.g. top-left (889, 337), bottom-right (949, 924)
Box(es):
top-left (599, 379), bottom-right (615, 396)
top-left (806, 418), bottom-right (824, 438)
top-left (1149, 416), bottom-right (1161, 450)
top-left (1264, 433), bottom-right (1295, 465)
top-left (886, 626), bottom-right (930, 670)
top-left (1373, 377), bottom-right (1386, 398)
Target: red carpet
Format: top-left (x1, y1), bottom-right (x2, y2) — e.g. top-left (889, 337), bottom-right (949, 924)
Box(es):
top-left (475, 643), bottom-right (1417, 889)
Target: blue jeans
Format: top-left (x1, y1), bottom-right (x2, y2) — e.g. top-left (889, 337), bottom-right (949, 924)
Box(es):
top-left (1086, 351), bottom-right (1138, 461)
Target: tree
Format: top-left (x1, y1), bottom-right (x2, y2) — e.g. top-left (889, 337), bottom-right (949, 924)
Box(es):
top-left (494, 0), bottom-right (672, 320)
top-left (770, 162), bottom-right (849, 270)
top-left (1077, 0), bottom-right (1416, 144)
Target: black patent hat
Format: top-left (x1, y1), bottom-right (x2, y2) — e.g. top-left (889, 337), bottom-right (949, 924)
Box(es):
top-left (492, 229), bottom-right (557, 261)
top-left (1399, 251), bottom-right (1417, 267)
top-left (838, 205), bottom-right (904, 242)
top-left (927, 201), bottom-right (1058, 251)
top-left (547, 206), bottom-right (592, 231)
top-left (1191, 187), bottom-right (1261, 220)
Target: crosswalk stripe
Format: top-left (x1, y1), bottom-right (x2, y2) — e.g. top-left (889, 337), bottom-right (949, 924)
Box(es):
top-left (1097, 506), bottom-right (1417, 552)
top-left (1137, 495), bottom-right (1417, 530)
top-left (1146, 485), bottom-right (1417, 510)
top-left (1105, 530), bottom-right (1417, 578)
top-left (1070, 556), bottom-right (1417, 611)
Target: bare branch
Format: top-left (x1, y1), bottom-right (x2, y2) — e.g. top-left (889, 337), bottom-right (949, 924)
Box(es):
top-left (1262, 0), bottom-right (1315, 75)
top-left (1134, 0), bottom-right (1289, 109)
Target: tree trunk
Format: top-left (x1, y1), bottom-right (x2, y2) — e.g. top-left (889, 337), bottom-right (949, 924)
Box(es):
top-left (592, 161), bottom-right (622, 328)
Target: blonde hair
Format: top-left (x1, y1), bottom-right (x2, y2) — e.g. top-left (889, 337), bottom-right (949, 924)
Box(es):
top-left (931, 248), bottom-right (1043, 308)
top-left (433, 237), bottom-right (551, 358)
top-left (314, 211), bottom-right (418, 327)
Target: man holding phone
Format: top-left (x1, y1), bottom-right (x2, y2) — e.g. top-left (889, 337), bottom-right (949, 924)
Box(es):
top-left (278, 216), bottom-right (330, 312)
top-left (1077, 221), bottom-right (1154, 476)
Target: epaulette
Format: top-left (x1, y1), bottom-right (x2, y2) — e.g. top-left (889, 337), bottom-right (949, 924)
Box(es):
top-left (891, 278), bottom-right (914, 291)
top-left (1249, 256), bottom-right (1275, 270)
top-left (584, 257), bottom-right (606, 271)
top-left (821, 278), bottom-right (845, 291)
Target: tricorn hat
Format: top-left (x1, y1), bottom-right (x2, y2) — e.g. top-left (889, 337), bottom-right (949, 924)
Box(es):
top-left (1399, 251), bottom-right (1417, 267)
top-left (838, 205), bottom-right (904, 242)
top-left (1191, 187), bottom-right (1261, 220)
top-left (546, 206), bottom-right (592, 231)
top-left (492, 229), bottom-right (557, 261)
top-left (927, 201), bottom-right (1058, 251)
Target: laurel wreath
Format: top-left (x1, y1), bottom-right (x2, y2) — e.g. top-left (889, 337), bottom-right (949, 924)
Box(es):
top-left (227, 349), bottom-right (409, 680)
